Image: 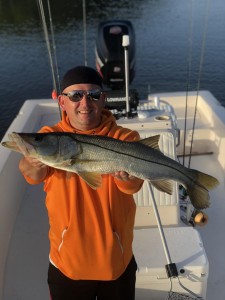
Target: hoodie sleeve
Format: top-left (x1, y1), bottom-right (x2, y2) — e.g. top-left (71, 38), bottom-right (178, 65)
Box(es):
top-left (114, 176), bottom-right (144, 195)
top-left (22, 167), bottom-right (53, 185)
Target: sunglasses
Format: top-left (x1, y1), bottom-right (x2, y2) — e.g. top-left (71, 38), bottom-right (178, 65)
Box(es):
top-left (62, 89), bottom-right (103, 102)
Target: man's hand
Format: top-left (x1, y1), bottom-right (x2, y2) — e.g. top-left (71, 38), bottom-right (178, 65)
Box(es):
top-left (19, 156), bottom-right (48, 182)
top-left (111, 171), bottom-right (136, 181)
top-left (23, 156), bottom-right (47, 169)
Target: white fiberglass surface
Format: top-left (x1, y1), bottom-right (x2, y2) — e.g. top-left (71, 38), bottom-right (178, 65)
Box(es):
top-left (3, 152), bottom-right (224, 300)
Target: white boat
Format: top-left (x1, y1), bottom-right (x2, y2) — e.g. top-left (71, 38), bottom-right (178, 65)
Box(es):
top-left (1, 89), bottom-right (225, 299)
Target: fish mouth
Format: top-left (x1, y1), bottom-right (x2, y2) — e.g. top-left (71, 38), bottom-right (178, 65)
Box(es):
top-left (9, 133), bottom-right (36, 156)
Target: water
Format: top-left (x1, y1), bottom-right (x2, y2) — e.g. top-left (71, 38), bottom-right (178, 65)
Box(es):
top-left (0, 0), bottom-right (225, 140)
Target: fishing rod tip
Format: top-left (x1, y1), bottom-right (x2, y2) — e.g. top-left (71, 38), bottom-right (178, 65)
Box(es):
top-left (52, 89), bottom-right (58, 100)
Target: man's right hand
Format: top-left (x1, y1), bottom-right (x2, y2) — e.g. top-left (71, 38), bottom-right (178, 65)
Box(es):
top-left (19, 156), bottom-right (48, 182)
top-left (23, 156), bottom-right (47, 169)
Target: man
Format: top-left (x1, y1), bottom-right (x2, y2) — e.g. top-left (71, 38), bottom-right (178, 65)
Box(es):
top-left (19, 66), bottom-right (143, 300)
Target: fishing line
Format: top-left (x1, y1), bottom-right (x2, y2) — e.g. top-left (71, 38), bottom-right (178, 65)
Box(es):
top-left (188, 0), bottom-right (211, 169)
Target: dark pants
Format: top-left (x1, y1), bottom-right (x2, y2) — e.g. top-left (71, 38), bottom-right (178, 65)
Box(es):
top-left (48, 256), bottom-right (137, 300)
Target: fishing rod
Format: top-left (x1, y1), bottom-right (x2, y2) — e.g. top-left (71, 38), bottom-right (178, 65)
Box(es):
top-left (82, 0), bottom-right (87, 66)
top-left (147, 182), bottom-right (204, 300)
top-left (188, 0), bottom-right (210, 169)
top-left (183, 0), bottom-right (210, 168)
top-left (37, 0), bottom-right (61, 118)
top-left (182, 0), bottom-right (193, 166)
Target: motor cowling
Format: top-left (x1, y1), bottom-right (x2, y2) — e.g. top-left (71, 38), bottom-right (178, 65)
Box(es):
top-left (95, 20), bottom-right (135, 90)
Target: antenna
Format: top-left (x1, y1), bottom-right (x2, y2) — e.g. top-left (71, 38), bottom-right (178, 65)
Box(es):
top-left (122, 35), bottom-right (131, 118)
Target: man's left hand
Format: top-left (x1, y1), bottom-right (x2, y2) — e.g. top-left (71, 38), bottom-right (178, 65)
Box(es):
top-left (111, 171), bottom-right (136, 181)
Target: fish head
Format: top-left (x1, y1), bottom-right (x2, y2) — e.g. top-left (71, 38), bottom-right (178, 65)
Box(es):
top-left (4, 132), bottom-right (81, 163)
top-left (5, 132), bottom-right (60, 159)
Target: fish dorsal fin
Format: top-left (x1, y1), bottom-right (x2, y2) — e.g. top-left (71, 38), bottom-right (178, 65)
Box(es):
top-left (150, 179), bottom-right (174, 195)
top-left (78, 172), bottom-right (102, 189)
top-left (139, 135), bottom-right (160, 150)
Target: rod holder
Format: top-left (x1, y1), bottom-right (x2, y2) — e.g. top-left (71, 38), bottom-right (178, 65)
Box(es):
top-left (165, 263), bottom-right (179, 278)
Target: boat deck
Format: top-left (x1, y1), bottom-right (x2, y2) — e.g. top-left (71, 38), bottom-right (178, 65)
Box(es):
top-left (1, 91), bottom-right (225, 299)
top-left (3, 151), bottom-right (225, 300)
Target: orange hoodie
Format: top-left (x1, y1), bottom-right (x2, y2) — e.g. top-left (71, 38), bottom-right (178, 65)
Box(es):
top-left (24, 109), bottom-right (143, 280)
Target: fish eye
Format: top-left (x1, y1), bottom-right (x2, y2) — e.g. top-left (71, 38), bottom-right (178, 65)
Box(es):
top-left (34, 134), bottom-right (43, 142)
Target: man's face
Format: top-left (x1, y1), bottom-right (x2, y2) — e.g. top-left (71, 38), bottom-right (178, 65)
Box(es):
top-left (59, 83), bottom-right (105, 131)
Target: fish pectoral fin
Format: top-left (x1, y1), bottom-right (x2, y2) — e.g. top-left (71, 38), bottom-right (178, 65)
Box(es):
top-left (66, 158), bottom-right (76, 166)
top-left (78, 172), bottom-right (102, 189)
top-left (150, 179), bottom-right (174, 195)
top-left (57, 158), bottom-right (76, 167)
top-left (139, 135), bottom-right (160, 150)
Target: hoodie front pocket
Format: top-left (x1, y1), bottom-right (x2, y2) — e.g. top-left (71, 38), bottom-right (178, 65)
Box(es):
top-left (113, 231), bottom-right (124, 254)
top-left (58, 227), bottom-right (68, 252)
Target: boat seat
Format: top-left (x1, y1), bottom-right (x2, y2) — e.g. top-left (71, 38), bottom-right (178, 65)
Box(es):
top-left (134, 130), bottom-right (180, 227)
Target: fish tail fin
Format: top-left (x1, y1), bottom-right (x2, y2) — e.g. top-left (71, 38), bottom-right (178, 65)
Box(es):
top-left (186, 185), bottom-right (210, 209)
top-left (196, 171), bottom-right (219, 190)
top-left (186, 171), bottom-right (219, 209)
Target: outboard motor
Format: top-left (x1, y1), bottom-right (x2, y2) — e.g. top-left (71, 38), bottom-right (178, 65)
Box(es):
top-left (95, 20), bottom-right (135, 90)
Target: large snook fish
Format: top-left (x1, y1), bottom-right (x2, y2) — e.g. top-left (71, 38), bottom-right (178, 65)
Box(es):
top-left (2, 132), bottom-right (219, 209)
